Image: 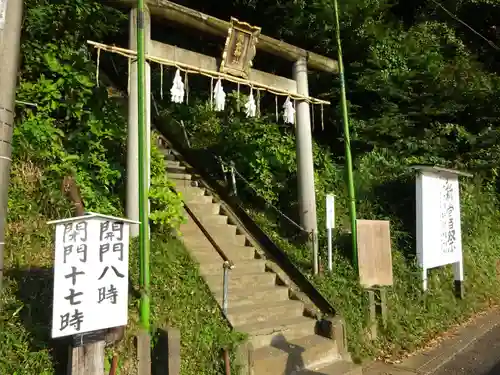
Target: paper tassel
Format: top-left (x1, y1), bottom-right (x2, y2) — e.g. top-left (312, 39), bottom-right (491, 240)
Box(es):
top-left (283, 97), bottom-right (296, 124)
top-left (244, 89), bottom-right (257, 118)
top-left (170, 69), bottom-right (185, 104)
top-left (160, 64), bottom-right (164, 99)
top-left (96, 48), bottom-right (101, 87)
top-left (127, 58), bottom-right (131, 96)
top-left (213, 79), bottom-right (226, 111)
top-left (185, 71), bottom-right (189, 105)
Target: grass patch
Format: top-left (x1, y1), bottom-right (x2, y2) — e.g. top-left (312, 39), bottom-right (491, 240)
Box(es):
top-left (0, 214), bottom-right (240, 374)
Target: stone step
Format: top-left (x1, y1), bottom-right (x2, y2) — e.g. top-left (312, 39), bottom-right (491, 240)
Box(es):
top-left (252, 335), bottom-right (341, 375)
top-left (226, 299), bottom-right (304, 327)
top-left (204, 271), bottom-right (277, 291)
top-left (235, 315), bottom-right (318, 349)
top-left (212, 285), bottom-right (290, 309)
top-left (200, 258), bottom-right (266, 276)
top-left (303, 361), bottom-right (362, 375)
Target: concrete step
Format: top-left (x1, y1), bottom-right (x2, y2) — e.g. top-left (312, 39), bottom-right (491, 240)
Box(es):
top-left (192, 213), bottom-right (229, 227)
top-left (182, 221), bottom-right (238, 235)
top-left (182, 194), bottom-right (214, 205)
top-left (166, 163), bottom-right (187, 173)
top-left (204, 271), bottom-right (277, 291)
top-left (161, 149), bottom-right (177, 161)
top-left (195, 228), bottom-right (246, 246)
top-left (212, 285), bottom-right (290, 309)
top-left (184, 202), bottom-right (221, 215)
top-left (176, 185), bottom-right (207, 197)
top-left (200, 258), bottom-right (266, 276)
top-left (236, 315), bottom-right (318, 349)
top-left (226, 299), bottom-right (304, 327)
top-left (169, 172), bottom-right (193, 181)
top-left (252, 335), bottom-right (341, 375)
top-left (165, 160), bottom-right (181, 167)
top-left (188, 244), bottom-right (257, 262)
top-left (181, 224), bottom-right (245, 245)
top-left (303, 361), bottom-right (362, 375)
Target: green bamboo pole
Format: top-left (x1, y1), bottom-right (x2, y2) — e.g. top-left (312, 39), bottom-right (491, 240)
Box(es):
top-left (333, 0), bottom-right (358, 270)
top-left (136, 0), bottom-right (150, 331)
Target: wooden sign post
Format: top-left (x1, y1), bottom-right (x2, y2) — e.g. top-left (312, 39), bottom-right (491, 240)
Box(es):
top-left (356, 219), bottom-right (393, 340)
top-left (48, 213), bottom-right (138, 375)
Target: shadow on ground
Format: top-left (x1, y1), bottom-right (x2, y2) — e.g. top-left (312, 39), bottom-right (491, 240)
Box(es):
top-left (6, 267), bottom-right (69, 374)
top-left (271, 333), bottom-right (328, 375)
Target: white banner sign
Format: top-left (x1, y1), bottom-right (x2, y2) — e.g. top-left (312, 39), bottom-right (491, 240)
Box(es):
top-left (416, 171), bottom-right (463, 290)
top-left (326, 194), bottom-right (335, 230)
top-left (50, 214), bottom-right (133, 338)
top-left (0, 0), bottom-right (7, 30)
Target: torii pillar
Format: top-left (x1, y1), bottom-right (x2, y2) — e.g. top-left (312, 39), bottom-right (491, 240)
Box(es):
top-left (127, 7), bottom-right (151, 237)
top-left (293, 57), bottom-right (319, 274)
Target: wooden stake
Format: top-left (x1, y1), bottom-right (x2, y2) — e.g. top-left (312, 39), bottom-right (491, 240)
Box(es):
top-left (137, 330), bottom-right (151, 375)
top-left (68, 341), bottom-right (105, 375)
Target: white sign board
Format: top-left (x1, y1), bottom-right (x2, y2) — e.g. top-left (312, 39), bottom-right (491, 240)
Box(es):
top-left (326, 195), bottom-right (335, 230)
top-left (416, 171), bottom-right (464, 290)
top-left (0, 0), bottom-right (7, 30)
top-left (49, 213), bottom-right (136, 339)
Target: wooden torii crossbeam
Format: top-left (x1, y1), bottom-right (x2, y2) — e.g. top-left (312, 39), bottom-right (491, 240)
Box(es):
top-left (108, 0), bottom-right (339, 74)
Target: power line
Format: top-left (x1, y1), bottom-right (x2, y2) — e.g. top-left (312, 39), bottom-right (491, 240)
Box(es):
top-left (430, 0), bottom-right (500, 51)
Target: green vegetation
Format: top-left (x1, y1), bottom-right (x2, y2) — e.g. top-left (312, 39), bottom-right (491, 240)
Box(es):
top-left (4, 0), bottom-right (500, 372)
top-left (162, 100), bottom-right (500, 360)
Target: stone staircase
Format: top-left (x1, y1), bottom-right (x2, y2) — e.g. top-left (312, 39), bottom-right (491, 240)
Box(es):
top-left (161, 146), bottom-right (361, 375)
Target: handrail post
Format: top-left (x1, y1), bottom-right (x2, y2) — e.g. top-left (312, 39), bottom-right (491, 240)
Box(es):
top-left (229, 162), bottom-right (237, 196)
top-left (222, 261), bottom-right (230, 315)
top-left (179, 120), bottom-right (191, 148)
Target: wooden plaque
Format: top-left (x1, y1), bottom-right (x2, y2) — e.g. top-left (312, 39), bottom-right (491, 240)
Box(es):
top-left (356, 220), bottom-right (393, 287)
top-left (220, 17), bottom-right (261, 79)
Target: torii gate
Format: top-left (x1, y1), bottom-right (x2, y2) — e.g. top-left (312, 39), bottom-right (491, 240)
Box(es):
top-left (101, 0), bottom-right (338, 273)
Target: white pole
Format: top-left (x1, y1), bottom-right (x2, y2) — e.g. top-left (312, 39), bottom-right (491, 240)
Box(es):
top-left (327, 227), bottom-right (333, 271)
top-left (326, 194), bottom-right (335, 271)
top-left (293, 58), bottom-right (319, 275)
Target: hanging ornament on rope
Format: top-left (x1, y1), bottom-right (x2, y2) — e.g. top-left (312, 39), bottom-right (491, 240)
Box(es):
top-left (170, 68), bottom-right (185, 104)
top-left (127, 58), bottom-right (132, 96)
top-left (283, 96), bottom-right (296, 124)
top-left (213, 79), bottom-right (226, 111)
top-left (244, 88), bottom-right (257, 118)
top-left (96, 48), bottom-right (101, 87)
top-left (160, 64), bottom-right (164, 99)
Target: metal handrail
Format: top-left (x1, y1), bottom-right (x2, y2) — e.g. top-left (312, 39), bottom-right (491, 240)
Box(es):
top-left (182, 202), bottom-right (235, 270)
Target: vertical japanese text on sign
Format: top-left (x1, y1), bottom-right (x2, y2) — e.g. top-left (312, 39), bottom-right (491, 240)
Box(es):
top-left (50, 214), bottom-right (133, 339)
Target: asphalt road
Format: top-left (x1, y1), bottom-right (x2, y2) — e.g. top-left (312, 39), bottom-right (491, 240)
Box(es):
top-left (434, 325), bottom-right (500, 375)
